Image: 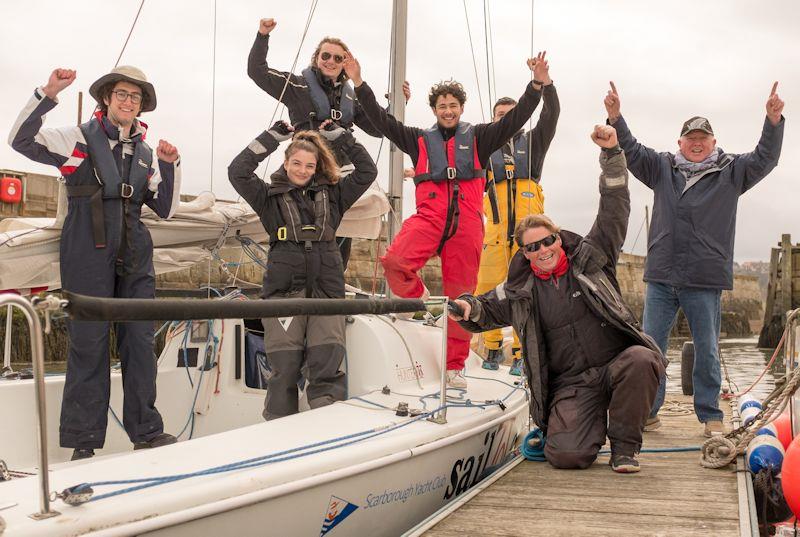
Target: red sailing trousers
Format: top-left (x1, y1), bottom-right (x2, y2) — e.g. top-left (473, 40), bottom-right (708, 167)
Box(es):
top-left (380, 178), bottom-right (485, 370)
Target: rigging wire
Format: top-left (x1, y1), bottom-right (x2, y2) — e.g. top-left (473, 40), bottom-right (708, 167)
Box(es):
top-left (462, 0), bottom-right (486, 122)
top-left (260, 0), bottom-right (320, 180)
top-left (526, 0), bottom-right (536, 179)
top-left (209, 0), bottom-right (218, 192)
top-left (483, 0), bottom-right (496, 113)
top-left (113, 0), bottom-right (146, 68)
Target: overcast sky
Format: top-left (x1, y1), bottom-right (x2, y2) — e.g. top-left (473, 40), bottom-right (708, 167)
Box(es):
top-left (1, 0), bottom-right (796, 261)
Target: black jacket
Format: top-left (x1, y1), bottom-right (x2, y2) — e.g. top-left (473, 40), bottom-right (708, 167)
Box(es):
top-left (456, 149), bottom-right (666, 430)
top-left (227, 130), bottom-right (377, 298)
top-left (248, 33), bottom-right (382, 139)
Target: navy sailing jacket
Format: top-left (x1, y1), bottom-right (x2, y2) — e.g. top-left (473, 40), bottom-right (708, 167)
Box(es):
top-left (614, 115), bottom-right (784, 290)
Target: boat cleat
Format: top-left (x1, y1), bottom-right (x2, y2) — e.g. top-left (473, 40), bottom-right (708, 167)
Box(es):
top-left (53, 484), bottom-right (94, 506)
top-left (0, 460), bottom-right (10, 481)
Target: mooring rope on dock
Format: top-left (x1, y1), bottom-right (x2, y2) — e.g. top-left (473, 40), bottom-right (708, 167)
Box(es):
top-left (702, 312), bottom-right (800, 469)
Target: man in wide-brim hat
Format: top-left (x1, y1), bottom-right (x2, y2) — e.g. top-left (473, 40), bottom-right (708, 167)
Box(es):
top-left (9, 65), bottom-right (183, 460)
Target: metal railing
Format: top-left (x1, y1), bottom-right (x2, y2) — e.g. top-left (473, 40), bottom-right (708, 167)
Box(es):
top-left (0, 293), bottom-right (59, 520)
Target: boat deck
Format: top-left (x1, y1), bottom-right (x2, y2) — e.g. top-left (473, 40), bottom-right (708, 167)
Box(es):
top-left (419, 396), bottom-right (748, 537)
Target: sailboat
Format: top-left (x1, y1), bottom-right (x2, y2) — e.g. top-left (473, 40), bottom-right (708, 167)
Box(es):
top-left (0, 1), bottom-right (532, 535)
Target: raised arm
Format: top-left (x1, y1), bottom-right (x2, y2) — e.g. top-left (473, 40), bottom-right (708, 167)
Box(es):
top-left (526, 83), bottom-right (560, 181)
top-left (228, 121), bottom-right (291, 213)
top-left (8, 69), bottom-right (86, 173)
top-left (317, 126), bottom-right (378, 211)
top-left (583, 125), bottom-right (631, 267)
top-left (144, 140), bottom-right (182, 219)
top-left (605, 81), bottom-right (663, 189)
top-left (475, 53), bottom-right (546, 163)
top-left (247, 19), bottom-right (304, 105)
top-left (346, 55), bottom-right (421, 161)
top-left (737, 82), bottom-right (785, 193)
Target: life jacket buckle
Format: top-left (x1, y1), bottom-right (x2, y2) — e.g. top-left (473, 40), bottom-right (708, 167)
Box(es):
top-left (505, 167), bottom-right (514, 181)
top-left (276, 226), bottom-right (287, 241)
top-left (120, 183), bottom-right (134, 199)
top-left (446, 167), bottom-right (457, 180)
top-left (304, 240), bottom-right (312, 252)
top-left (330, 109), bottom-right (343, 121)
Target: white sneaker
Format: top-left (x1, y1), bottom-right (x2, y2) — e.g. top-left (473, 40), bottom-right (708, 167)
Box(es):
top-left (446, 370), bottom-right (467, 389)
top-left (395, 285), bottom-right (430, 320)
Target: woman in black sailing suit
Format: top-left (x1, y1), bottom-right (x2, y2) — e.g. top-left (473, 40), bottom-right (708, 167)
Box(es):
top-left (228, 121), bottom-right (377, 420)
top-left (248, 17), bottom-right (407, 264)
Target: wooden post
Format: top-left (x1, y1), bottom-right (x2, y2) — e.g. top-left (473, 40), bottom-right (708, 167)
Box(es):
top-left (782, 234), bottom-right (793, 315)
top-left (764, 247), bottom-right (780, 324)
top-left (77, 91), bottom-right (83, 125)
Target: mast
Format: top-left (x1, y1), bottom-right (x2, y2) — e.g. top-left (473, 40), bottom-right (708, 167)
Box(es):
top-left (387, 0), bottom-right (408, 245)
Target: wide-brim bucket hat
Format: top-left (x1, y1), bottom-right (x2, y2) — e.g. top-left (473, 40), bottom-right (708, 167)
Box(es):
top-left (89, 65), bottom-right (157, 112)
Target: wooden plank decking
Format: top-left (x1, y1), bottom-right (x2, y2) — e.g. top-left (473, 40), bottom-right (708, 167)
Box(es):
top-left (422, 396), bottom-right (743, 537)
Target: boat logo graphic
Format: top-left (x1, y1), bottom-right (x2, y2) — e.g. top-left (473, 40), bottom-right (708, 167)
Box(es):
top-left (320, 495), bottom-right (358, 536)
top-left (278, 316), bottom-right (293, 331)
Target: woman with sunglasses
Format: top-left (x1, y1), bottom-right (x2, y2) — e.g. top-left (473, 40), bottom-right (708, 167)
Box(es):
top-left (248, 18), bottom-right (407, 265)
top-left (228, 119), bottom-right (377, 420)
top-left (449, 125), bottom-right (666, 475)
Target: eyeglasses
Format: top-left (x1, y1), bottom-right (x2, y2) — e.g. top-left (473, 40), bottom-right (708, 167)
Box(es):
top-left (111, 90), bottom-right (143, 105)
top-left (522, 233), bottom-right (558, 253)
top-left (320, 51), bottom-right (345, 64)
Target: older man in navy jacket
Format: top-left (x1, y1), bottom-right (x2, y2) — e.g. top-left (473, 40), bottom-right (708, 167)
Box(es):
top-left (604, 81), bottom-right (785, 437)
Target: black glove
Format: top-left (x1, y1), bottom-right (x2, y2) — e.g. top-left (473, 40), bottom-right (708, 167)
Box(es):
top-left (318, 121), bottom-right (347, 142)
top-left (267, 120), bottom-right (294, 142)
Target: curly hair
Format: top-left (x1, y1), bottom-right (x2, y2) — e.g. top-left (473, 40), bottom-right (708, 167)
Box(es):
top-left (427, 80), bottom-right (467, 108)
top-left (284, 130), bottom-right (340, 184)
top-left (309, 37), bottom-right (351, 79)
top-left (514, 214), bottom-right (561, 247)
top-left (96, 81), bottom-right (151, 117)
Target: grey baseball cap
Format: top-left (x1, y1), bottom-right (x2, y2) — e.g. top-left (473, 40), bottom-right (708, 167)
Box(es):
top-left (680, 116), bottom-right (714, 137)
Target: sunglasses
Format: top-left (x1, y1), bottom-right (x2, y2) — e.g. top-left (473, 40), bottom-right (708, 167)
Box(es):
top-left (320, 51), bottom-right (345, 64)
top-left (522, 233), bottom-right (558, 253)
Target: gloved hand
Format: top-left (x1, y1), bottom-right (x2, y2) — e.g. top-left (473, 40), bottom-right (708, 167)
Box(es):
top-left (267, 120), bottom-right (294, 142)
top-left (318, 120), bottom-right (347, 142)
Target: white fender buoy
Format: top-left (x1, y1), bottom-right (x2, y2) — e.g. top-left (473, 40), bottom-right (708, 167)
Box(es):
top-left (741, 406), bottom-right (762, 428)
top-left (739, 394), bottom-right (763, 414)
top-left (757, 423), bottom-right (779, 438)
top-left (746, 435), bottom-right (785, 474)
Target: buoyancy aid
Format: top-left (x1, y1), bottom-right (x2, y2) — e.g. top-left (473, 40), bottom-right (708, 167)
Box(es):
top-left (273, 186), bottom-right (337, 248)
top-left (413, 122), bottom-right (484, 254)
top-left (69, 112), bottom-right (152, 272)
top-left (301, 67), bottom-right (355, 126)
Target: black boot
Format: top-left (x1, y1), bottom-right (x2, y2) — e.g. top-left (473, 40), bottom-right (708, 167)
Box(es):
top-left (71, 448), bottom-right (95, 461)
top-left (133, 433), bottom-right (177, 450)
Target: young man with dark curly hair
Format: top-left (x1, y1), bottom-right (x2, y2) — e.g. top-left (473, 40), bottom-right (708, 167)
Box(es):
top-left (343, 52), bottom-right (547, 388)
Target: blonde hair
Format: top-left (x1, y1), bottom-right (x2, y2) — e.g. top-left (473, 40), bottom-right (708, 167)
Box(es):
top-left (284, 130), bottom-right (340, 184)
top-left (514, 214), bottom-right (561, 246)
top-left (310, 37), bottom-right (351, 79)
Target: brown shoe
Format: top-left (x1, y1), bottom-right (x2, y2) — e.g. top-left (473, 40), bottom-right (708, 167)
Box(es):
top-left (703, 420), bottom-right (725, 437)
top-left (644, 416), bottom-right (661, 432)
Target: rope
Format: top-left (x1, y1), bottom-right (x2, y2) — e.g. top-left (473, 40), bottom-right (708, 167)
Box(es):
top-left (461, 0), bottom-right (486, 122)
top-left (701, 330), bottom-right (800, 469)
top-left (112, 1), bottom-right (146, 68)
top-left (526, 0), bottom-right (535, 178)
top-left (722, 318), bottom-right (790, 400)
top-left (482, 0), bottom-right (495, 114)
top-left (628, 211), bottom-right (647, 255)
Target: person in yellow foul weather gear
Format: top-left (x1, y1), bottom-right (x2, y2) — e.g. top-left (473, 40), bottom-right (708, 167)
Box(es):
top-left (476, 67), bottom-right (560, 375)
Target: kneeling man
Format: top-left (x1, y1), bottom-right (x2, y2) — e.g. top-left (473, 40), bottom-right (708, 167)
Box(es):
top-left (450, 125), bottom-right (666, 473)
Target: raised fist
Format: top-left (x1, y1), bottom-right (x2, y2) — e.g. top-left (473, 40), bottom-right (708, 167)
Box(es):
top-left (591, 124), bottom-right (618, 148)
top-left (156, 140), bottom-right (179, 163)
top-left (42, 68), bottom-right (77, 100)
top-left (258, 18), bottom-right (277, 35)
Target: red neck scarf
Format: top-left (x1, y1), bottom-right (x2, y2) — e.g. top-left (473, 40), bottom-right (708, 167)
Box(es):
top-left (531, 250), bottom-right (569, 281)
